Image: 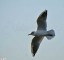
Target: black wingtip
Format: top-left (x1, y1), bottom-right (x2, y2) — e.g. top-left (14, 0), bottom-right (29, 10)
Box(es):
top-left (44, 9), bottom-right (47, 12)
top-left (41, 9), bottom-right (47, 17)
top-left (44, 10), bottom-right (47, 14)
top-left (32, 53), bottom-right (35, 57)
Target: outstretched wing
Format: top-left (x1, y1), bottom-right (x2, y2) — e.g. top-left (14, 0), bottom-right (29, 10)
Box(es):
top-left (31, 36), bottom-right (44, 56)
top-left (37, 10), bottom-right (47, 30)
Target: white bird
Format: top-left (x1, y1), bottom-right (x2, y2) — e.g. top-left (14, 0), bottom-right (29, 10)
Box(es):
top-left (28, 10), bottom-right (55, 57)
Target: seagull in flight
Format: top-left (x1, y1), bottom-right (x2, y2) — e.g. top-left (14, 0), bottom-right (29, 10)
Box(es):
top-left (28, 10), bottom-right (55, 57)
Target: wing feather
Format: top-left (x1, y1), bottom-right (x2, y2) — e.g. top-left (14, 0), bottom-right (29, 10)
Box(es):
top-left (37, 10), bottom-right (47, 30)
top-left (31, 36), bottom-right (44, 56)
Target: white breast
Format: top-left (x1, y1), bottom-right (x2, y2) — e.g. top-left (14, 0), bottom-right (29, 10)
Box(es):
top-left (35, 30), bottom-right (47, 36)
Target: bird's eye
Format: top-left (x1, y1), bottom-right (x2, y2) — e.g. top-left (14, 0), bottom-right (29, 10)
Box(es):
top-left (32, 32), bottom-right (34, 34)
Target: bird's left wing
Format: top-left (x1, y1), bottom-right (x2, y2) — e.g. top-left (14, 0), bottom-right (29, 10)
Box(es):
top-left (31, 36), bottom-right (44, 56)
top-left (37, 10), bottom-right (47, 30)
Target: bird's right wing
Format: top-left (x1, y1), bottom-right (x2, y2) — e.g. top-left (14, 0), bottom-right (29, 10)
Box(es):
top-left (31, 36), bottom-right (44, 56)
top-left (37, 10), bottom-right (47, 30)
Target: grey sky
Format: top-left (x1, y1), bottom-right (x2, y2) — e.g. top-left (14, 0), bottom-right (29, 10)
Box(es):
top-left (0, 0), bottom-right (64, 60)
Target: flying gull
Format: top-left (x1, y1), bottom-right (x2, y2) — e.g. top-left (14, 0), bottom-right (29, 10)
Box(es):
top-left (28, 10), bottom-right (55, 57)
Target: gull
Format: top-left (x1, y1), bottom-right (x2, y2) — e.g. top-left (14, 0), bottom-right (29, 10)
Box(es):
top-left (28, 10), bottom-right (55, 57)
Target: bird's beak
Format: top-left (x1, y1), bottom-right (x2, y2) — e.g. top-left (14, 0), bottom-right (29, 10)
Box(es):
top-left (28, 34), bottom-right (31, 35)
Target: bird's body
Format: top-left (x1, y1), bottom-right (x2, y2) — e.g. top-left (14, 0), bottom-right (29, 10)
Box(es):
top-left (31, 30), bottom-right (55, 37)
top-left (28, 10), bottom-right (55, 56)
top-left (32, 30), bottom-right (47, 36)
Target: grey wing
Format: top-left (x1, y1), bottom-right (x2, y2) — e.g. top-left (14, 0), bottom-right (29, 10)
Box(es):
top-left (31, 36), bottom-right (44, 56)
top-left (37, 10), bottom-right (47, 30)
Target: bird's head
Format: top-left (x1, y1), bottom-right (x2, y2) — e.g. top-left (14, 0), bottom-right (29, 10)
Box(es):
top-left (28, 31), bottom-right (35, 35)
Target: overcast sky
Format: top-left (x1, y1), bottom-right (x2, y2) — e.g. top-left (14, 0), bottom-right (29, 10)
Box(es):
top-left (0, 0), bottom-right (64, 60)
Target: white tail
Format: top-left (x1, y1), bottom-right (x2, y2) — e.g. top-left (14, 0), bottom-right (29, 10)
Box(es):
top-left (46, 29), bottom-right (55, 40)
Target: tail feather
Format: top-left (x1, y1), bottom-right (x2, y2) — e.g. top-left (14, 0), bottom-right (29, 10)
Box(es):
top-left (46, 29), bottom-right (55, 40)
